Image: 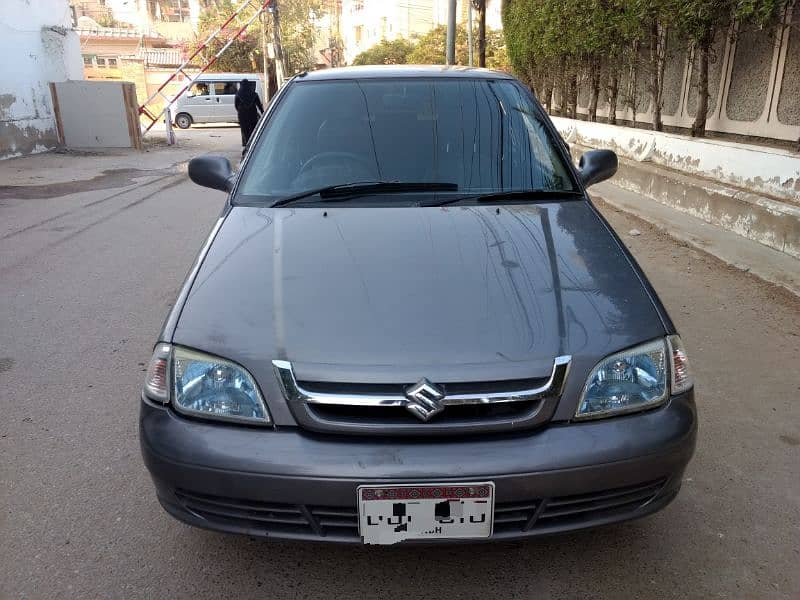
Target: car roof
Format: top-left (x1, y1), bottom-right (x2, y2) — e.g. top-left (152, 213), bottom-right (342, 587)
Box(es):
top-left (296, 65), bottom-right (515, 82)
top-left (194, 73), bottom-right (262, 80)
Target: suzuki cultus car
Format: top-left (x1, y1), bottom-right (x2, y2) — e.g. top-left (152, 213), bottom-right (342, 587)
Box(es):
top-left (141, 66), bottom-right (696, 545)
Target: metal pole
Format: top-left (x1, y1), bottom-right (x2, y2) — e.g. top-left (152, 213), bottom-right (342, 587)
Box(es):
top-left (467, 1), bottom-right (473, 67)
top-left (446, 0), bottom-right (456, 65)
top-left (271, 0), bottom-right (287, 84)
top-left (477, 0), bottom-right (486, 68)
top-left (261, 10), bottom-right (269, 91)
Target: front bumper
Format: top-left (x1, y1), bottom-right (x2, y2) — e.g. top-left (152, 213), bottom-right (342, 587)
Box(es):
top-left (140, 391), bottom-right (697, 543)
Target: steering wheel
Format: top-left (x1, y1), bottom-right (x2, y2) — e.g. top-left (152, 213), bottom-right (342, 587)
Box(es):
top-left (296, 152), bottom-right (376, 182)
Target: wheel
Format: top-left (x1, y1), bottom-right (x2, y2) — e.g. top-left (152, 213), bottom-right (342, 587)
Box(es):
top-left (175, 113), bottom-right (192, 129)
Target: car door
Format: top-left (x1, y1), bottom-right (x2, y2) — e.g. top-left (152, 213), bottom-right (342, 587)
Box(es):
top-left (182, 81), bottom-right (215, 123)
top-left (210, 81), bottom-right (238, 123)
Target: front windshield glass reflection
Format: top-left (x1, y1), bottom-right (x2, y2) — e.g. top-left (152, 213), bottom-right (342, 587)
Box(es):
top-left (237, 78), bottom-right (574, 203)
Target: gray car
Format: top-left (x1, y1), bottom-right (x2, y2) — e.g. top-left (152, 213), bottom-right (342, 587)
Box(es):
top-left (140, 66), bottom-right (696, 545)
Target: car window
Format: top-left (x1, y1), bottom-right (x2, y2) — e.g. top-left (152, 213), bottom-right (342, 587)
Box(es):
top-left (238, 78), bottom-right (574, 202)
top-left (189, 82), bottom-right (210, 97)
top-left (213, 82), bottom-right (238, 96)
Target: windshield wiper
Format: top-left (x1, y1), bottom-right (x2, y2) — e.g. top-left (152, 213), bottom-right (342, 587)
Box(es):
top-left (271, 181), bottom-right (458, 208)
top-left (419, 189), bottom-right (583, 208)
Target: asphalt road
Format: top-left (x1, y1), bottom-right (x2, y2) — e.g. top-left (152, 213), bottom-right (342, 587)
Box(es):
top-left (2, 130), bottom-right (799, 599)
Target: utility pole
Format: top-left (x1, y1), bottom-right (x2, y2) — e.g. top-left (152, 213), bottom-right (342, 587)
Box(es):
top-left (260, 9), bottom-right (269, 92)
top-left (270, 0), bottom-right (287, 85)
top-left (476, 0), bottom-right (486, 68)
top-left (446, 0), bottom-right (456, 65)
top-left (467, 0), bottom-right (473, 66)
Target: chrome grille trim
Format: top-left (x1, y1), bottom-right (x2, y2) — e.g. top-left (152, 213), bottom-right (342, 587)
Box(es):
top-left (272, 356), bottom-right (571, 409)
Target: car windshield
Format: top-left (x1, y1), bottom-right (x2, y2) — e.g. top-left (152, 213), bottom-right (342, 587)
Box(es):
top-left (237, 77), bottom-right (575, 204)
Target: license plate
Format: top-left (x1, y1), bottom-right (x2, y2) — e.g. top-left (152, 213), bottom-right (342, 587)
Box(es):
top-left (357, 482), bottom-right (495, 545)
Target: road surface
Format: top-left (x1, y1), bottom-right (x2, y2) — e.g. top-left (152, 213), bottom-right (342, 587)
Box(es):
top-left (2, 129), bottom-right (798, 599)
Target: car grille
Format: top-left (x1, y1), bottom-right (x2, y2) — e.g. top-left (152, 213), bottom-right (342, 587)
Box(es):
top-left (174, 478), bottom-right (667, 541)
top-left (273, 357), bottom-right (571, 436)
top-left (305, 394), bottom-right (544, 425)
top-left (492, 478), bottom-right (667, 534)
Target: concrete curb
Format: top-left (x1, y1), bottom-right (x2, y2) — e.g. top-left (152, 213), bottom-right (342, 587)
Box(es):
top-left (572, 144), bottom-right (800, 260)
top-left (554, 116), bottom-right (800, 202)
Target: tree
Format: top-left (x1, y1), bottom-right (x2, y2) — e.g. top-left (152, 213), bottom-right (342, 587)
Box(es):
top-left (503, 0), bottom-right (589, 116)
top-left (192, 0), bottom-right (261, 73)
top-left (277, 0), bottom-right (326, 73)
top-left (675, 0), bottom-right (781, 137)
top-left (352, 38), bottom-right (415, 65)
top-left (407, 24), bottom-right (510, 70)
top-left (502, 0), bottom-right (783, 135)
top-left (191, 0), bottom-right (325, 75)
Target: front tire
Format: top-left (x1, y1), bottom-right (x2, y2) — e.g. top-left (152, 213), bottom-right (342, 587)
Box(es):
top-left (175, 113), bottom-right (192, 129)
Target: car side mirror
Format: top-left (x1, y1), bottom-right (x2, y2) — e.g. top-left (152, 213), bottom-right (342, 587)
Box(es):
top-left (188, 155), bottom-right (235, 192)
top-left (578, 149), bottom-right (617, 188)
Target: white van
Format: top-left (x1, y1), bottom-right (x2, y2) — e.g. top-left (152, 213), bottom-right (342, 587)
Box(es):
top-left (172, 73), bottom-right (265, 128)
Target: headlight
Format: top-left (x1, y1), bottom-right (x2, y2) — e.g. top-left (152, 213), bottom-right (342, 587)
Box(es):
top-left (575, 339), bottom-right (668, 420)
top-left (143, 344), bottom-right (270, 425)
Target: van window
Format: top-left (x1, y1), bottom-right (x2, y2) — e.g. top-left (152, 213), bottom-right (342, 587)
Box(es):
top-left (189, 82), bottom-right (210, 97)
top-left (213, 82), bottom-right (238, 96)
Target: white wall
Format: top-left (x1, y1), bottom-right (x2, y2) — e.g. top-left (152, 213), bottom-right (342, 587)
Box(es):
top-left (552, 116), bottom-right (800, 202)
top-left (0, 0), bottom-right (83, 159)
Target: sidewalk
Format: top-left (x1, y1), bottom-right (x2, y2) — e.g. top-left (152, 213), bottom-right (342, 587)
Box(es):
top-left (553, 117), bottom-right (800, 296)
top-left (591, 182), bottom-right (800, 297)
top-left (553, 116), bottom-right (800, 202)
top-left (0, 126), bottom-right (240, 192)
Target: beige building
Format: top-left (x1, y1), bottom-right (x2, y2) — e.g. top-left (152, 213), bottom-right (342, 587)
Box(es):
top-left (341, 0), bottom-right (437, 64)
top-left (431, 0), bottom-right (502, 30)
top-left (75, 26), bottom-right (193, 108)
top-left (341, 0), bottom-right (502, 64)
top-left (70, 0), bottom-right (203, 116)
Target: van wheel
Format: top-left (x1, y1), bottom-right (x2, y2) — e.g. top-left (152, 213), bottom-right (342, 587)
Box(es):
top-left (175, 113), bottom-right (192, 129)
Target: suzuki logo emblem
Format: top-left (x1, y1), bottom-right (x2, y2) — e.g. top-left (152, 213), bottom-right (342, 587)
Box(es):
top-left (404, 378), bottom-right (445, 421)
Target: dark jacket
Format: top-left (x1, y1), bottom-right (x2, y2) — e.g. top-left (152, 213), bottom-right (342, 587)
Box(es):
top-left (234, 80), bottom-right (263, 119)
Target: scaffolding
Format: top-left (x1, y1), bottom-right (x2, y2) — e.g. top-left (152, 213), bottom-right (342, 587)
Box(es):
top-left (137, 0), bottom-right (276, 135)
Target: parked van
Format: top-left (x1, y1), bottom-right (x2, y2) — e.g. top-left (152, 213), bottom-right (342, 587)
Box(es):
top-left (173, 73), bottom-right (265, 129)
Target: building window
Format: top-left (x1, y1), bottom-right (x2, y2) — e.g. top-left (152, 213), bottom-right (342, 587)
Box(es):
top-left (353, 1), bottom-right (364, 11)
top-left (149, 0), bottom-right (190, 22)
top-left (354, 25), bottom-right (362, 44)
top-left (82, 55), bottom-right (93, 66)
top-left (93, 57), bottom-right (118, 68)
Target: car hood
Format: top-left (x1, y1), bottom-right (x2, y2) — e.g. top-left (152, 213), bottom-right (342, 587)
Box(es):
top-left (172, 202), bottom-right (666, 419)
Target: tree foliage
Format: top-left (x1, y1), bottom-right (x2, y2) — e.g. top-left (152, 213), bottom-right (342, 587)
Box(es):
top-left (352, 38), bottom-right (415, 65)
top-left (349, 25), bottom-right (509, 70)
top-left (404, 25), bottom-right (510, 70)
top-left (502, 0), bottom-right (783, 135)
top-left (191, 0), bottom-right (324, 74)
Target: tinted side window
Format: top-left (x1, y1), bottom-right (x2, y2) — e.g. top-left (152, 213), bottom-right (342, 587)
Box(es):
top-left (189, 82), bottom-right (210, 97)
top-left (212, 82), bottom-right (238, 95)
